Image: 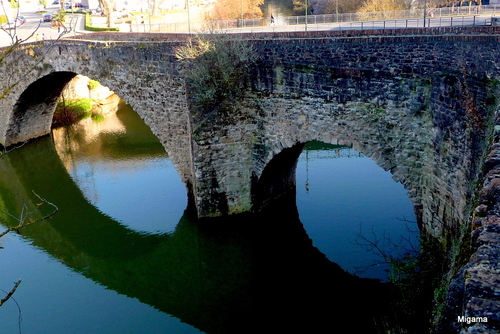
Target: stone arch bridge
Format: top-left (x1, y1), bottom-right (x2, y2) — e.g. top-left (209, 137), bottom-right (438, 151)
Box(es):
top-left (2, 27), bottom-right (500, 332)
top-left (0, 28), bottom-right (497, 231)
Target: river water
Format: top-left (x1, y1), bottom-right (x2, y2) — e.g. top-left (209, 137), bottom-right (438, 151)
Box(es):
top-left (0, 103), bottom-right (417, 333)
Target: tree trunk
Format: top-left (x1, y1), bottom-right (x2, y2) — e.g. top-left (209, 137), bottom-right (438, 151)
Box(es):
top-left (99, 0), bottom-right (115, 27)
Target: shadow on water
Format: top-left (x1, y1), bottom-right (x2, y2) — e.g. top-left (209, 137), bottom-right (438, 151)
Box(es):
top-left (0, 134), bottom-right (401, 333)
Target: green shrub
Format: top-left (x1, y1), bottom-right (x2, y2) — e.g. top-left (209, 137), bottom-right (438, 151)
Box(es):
top-left (61, 98), bottom-right (93, 115)
top-left (83, 12), bottom-right (120, 32)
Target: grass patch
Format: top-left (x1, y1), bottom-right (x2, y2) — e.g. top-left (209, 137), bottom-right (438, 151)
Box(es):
top-left (87, 79), bottom-right (100, 90)
top-left (82, 12), bottom-right (120, 32)
top-left (91, 113), bottom-right (105, 123)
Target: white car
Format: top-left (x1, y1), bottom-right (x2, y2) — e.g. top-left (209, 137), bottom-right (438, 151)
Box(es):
top-left (2, 20), bottom-right (20, 30)
top-left (2, 16), bottom-right (26, 30)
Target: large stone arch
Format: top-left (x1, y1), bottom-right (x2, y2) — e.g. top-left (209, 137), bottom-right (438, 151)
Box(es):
top-left (247, 93), bottom-right (430, 226)
top-left (243, 81), bottom-right (486, 240)
top-left (0, 41), bottom-right (195, 200)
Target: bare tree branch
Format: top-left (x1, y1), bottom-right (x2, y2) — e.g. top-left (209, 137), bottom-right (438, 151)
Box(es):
top-left (353, 221), bottom-right (420, 278)
top-left (0, 280), bottom-right (21, 307)
top-left (0, 191), bottom-right (58, 239)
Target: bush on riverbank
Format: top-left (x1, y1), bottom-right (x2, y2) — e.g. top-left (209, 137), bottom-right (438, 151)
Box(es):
top-left (52, 98), bottom-right (102, 128)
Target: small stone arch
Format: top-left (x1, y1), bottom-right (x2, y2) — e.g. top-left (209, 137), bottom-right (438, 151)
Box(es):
top-left (251, 143), bottom-right (305, 211)
top-left (5, 71), bottom-right (78, 146)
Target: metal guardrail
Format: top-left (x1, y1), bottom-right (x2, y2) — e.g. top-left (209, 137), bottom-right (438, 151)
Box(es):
top-left (131, 5), bottom-right (500, 33)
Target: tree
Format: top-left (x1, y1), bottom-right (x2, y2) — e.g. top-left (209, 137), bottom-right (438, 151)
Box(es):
top-left (0, 4), bottom-right (65, 307)
top-left (356, 0), bottom-right (409, 19)
top-left (0, 190), bottom-right (58, 307)
top-left (358, 0), bottom-right (408, 13)
top-left (150, 0), bottom-right (170, 17)
top-left (310, 0), bottom-right (366, 14)
top-left (292, 0), bottom-right (308, 15)
top-left (0, 14), bottom-right (69, 99)
top-left (209, 0), bottom-right (264, 20)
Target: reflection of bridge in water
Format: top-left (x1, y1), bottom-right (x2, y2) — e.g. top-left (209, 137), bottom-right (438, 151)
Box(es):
top-left (303, 142), bottom-right (364, 161)
top-left (0, 135), bottom-right (397, 334)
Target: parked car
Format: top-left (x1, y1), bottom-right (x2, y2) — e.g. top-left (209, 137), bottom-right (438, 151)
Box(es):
top-left (65, 3), bottom-right (84, 9)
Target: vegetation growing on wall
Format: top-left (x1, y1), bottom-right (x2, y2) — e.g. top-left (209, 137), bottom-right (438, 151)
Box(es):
top-left (87, 79), bottom-right (100, 90)
top-left (52, 78), bottom-right (110, 128)
top-left (175, 33), bottom-right (256, 118)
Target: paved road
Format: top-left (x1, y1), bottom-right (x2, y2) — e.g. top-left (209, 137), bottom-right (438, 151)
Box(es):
top-left (0, 4), bottom-right (82, 47)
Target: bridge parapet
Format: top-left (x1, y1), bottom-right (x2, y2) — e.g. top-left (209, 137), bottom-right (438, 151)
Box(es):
top-left (67, 25), bottom-right (500, 43)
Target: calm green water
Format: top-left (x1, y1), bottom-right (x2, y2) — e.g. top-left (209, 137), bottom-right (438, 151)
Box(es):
top-left (0, 105), bottom-right (416, 333)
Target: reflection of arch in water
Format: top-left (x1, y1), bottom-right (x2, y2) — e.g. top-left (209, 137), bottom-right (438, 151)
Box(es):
top-left (51, 99), bottom-right (186, 234)
top-left (252, 139), bottom-right (419, 279)
top-left (0, 137), bottom-right (397, 334)
top-left (299, 141), bottom-right (418, 278)
top-left (0, 136), bottom-right (168, 258)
